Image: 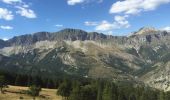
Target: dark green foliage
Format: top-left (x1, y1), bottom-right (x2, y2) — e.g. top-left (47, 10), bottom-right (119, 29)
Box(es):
top-left (97, 80), bottom-right (103, 100)
top-left (165, 91), bottom-right (170, 100)
top-left (129, 93), bottom-right (136, 100)
top-left (159, 91), bottom-right (165, 100)
top-left (28, 85), bottom-right (41, 100)
top-left (57, 79), bottom-right (72, 99)
top-left (126, 48), bottom-right (139, 57)
top-left (138, 45), bottom-right (158, 61)
top-left (1, 70), bottom-right (170, 100)
top-left (0, 75), bottom-right (7, 93)
top-left (15, 74), bottom-right (21, 86)
top-left (118, 90), bottom-right (127, 100)
top-left (56, 78), bottom-right (170, 100)
top-left (69, 81), bottom-right (81, 100)
top-left (102, 82), bottom-right (117, 100)
top-left (80, 84), bottom-right (97, 100)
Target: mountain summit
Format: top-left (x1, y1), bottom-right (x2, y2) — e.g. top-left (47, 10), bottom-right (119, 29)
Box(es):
top-left (130, 27), bottom-right (158, 36)
top-left (0, 27), bottom-right (170, 91)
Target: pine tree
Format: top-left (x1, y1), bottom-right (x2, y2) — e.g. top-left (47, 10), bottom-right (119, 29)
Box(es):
top-left (69, 81), bottom-right (81, 100)
top-left (28, 85), bottom-right (41, 100)
top-left (0, 75), bottom-right (7, 93)
top-left (165, 91), bottom-right (170, 100)
top-left (139, 90), bottom-right (149, 100)
top-left (27, 75), bottom-right (32, 87)
top-left (118, 90), bottom-right (127, 100)
top-left (102, 82), bottom-right (114, 100)
top-left (80, 84), bottom-right (97, 100)
top-left (159, 91), bottom-right (165, 100)
top-left (97, 80), bottom-right (103, 100)
top-left (57, 79), bottom-right (72, 100)
top-left (46, 79), bottom-right (54, 88)
top-left (15, 74), bottom-right (21, 86)
top-left (129, 93), bottom-right (136, 100)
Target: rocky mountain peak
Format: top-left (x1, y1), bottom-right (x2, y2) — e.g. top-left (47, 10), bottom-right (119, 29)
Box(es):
top-left (58, 28), bottom-right (87, 34)
top-left (133, 27), bottom-right (158, 36)
top-left (52, 28), bottom-right (114, 41)
top-left (0, 27), bottom-right (170, 91)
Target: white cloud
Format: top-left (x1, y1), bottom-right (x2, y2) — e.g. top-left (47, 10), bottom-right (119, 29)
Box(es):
top-left (1, 0), bottom-right (36, 19)
top-left (67, 0), bottom-right (104, 5)
top-left (162, 26), bottom-right (170, 32)
top-left (55, 24), bottom-right (63, 27)
top-left (22, 4), bottom-right (29, 8)
top-left (0, 25), bottom-right (13, 30)
top-left (0, 8), bottom-right (14, 20)
top-left (95, 15), bottom-right (130, 31)
top-left (67, 0), bottom-right (84, 5)
top-left (106, 0), bottom-right (170, 33)
top-left (1, 0), bottom-right (22, 4)
top-left (95, 20), bottom-right (115, 31)
top-left (2, 0), bottom-right (30, 8)
top-left (114, 15), bottom-right (130, 28)
top-left (2, 37), bottom-right (9, 41)
top-left (110, 0), bottom-right (170, 15)
top-left (84, 21), bottom-right (98, 26)
top-left (16, 6), bottom-right (37, 18)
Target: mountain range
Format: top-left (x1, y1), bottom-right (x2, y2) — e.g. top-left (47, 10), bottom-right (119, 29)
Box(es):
top-left (0, 27), bottom-right (170, 91)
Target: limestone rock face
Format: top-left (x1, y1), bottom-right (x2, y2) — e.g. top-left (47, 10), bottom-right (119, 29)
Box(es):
top-left (0, 28), bottom-right (170, 91)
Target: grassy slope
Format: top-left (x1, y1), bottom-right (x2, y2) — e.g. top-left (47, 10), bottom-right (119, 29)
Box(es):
top-left (0, 85), bottom-right (62, 100)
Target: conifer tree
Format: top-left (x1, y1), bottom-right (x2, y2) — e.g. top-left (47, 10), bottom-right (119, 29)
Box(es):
top-left (97, 80), bottom-right (103, 100)
top-left (28, 85), bottom-right (41, 100)
top-left (159, 91), bottom-right (165, 100)
top-left (69, 81), bottom-right (81, 100)
top-left (102, 82), bottom-right (114, 100)
top-left (0, 75), bottom-right (7, 93)
top-left (57, 79), bottom-right (72, 100)
top-left (15, 74), bottom-right (21, 86)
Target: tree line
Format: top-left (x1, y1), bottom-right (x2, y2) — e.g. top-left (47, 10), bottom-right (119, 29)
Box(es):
top-left (57, 79), bottom-right (170, 100)
top-left (0, 70), bottom-right (170, 100)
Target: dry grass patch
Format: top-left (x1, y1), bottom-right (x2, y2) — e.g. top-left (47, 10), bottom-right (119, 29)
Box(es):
top-left (0, 85), bottom-right (62, 100)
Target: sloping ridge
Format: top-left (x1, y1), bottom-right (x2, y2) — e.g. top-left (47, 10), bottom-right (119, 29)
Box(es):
top-left (0, 27), bottom-right (170, 91)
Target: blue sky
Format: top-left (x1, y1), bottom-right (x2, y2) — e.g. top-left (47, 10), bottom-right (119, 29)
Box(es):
top-left (0, 0), bottom-right (170, 40)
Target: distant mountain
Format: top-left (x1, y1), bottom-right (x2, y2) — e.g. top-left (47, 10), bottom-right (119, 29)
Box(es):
top-left (7, 32), bottom-right (51, 46)
top-left (5, 29), bottom-right (127, 46)
top-left (132, 27), bottom-right (158, 35)
top-left (51, 28), bottom-right (113, 41)
top-left (0, 27), bottom-right (170, 91)
top-left (0, 39), bottom-right (8, 49)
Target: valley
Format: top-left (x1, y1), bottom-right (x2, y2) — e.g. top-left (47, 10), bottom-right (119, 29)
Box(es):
top-left (0, 27), bottom-right (170, 92)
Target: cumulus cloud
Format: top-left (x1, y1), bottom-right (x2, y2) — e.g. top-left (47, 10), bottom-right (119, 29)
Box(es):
top-left (67, 0), bottom-right (104, 5)
top-left (162, 26), bottom-right (170, 32)
top-left (95, 20), bottom-right (115, 31)
top-left (0, 25), bottom-right (13, 30)
top-left (0, 8), bottom-right (14, 20)
top-left (110, 0), bottom-right (170, 15)
top-left (84, 21), bottom-right (98, 26)
top-left (1, 0), bottom-right (22, 4)
top-left (2, 0), bottom-right (30, 8)
top-left (16, 6), bottom-right (37, 18)
top-left (95, 0), bottom-right (170, 34)
top-left (95, 15), bottom-right (130, 31)
top-left (1, 0), bottom-right (37, 19)
top-left (67, 0), bottom-right (84, 5)
top-left (114, 15), bottom-right (130, 28)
